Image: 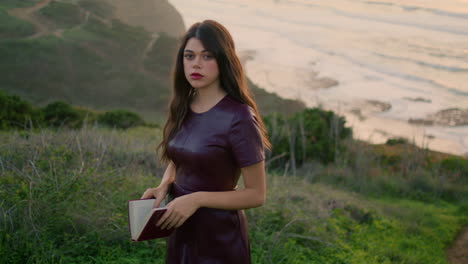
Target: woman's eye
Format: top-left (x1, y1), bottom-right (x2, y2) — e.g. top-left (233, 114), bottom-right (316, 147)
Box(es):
top-left (203, 55), bottom-right (213, 60)
top-left (184, 54), bottom-right (194, 59)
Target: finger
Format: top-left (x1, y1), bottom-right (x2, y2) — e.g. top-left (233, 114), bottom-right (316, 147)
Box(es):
top-left (157, 200), bottom-right (174, 226)
top-left (156, 209), bottom-right (173, 227)
top-left (141, 189), bottom-right (154, 199)
top-left (174, 216), bottom-right (186, 228)
top-left (166, 216), bottom-right (180, 230)
top-left (153, 194), bottom-right (165, 208)
top-left (165, 212), bottom-right (182, 230)
top-left (161, 211), bottom-right (178, 230)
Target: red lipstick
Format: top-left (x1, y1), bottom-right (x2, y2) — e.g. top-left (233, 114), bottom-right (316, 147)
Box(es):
top-left (190, 73), bottom-right (203, 80)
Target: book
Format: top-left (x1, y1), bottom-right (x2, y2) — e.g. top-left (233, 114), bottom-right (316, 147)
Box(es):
top-left (128, 198), bottom-right (174, 241)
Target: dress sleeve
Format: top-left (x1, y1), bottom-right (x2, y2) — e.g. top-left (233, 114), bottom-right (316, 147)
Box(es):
top-left (228, 106), bottom-right (265, 168)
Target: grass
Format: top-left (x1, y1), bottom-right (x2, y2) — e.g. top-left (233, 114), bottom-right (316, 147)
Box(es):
top-left (1, 126), bottom-right (466, 263)
top-left (251, 175), bottom-right (464, 264)
top-left (38, 1), bottom-right (83, 29)
top-left (77, 0), bottom-right (114, 19)
top-left (0, 9), bottom-right (35, 39)
top-left (0, 0), bottom-right (36, 10)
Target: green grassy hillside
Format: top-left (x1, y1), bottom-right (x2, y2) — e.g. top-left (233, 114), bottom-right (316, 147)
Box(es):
top-left (0, 0), bottom-right (305, 125)
top-left (0, 126), bottom-right (466, 263)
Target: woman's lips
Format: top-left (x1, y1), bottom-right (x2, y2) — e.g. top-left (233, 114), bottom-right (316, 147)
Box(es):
top-left (190, 73), bottom-right (203, 80)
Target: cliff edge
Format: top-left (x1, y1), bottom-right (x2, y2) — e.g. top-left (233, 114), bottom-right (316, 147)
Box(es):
top-left (103, 0), bottom-right (186, 37)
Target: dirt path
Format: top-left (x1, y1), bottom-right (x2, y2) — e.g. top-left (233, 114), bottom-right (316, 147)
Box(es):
top-left (8, 1), bottom-right (101, 39)
top-left (8, 0), bottom-right (54, 39)
top-left (447, 226), bottom-right (468, 264)
top-left (141, 33), bottom-right (159, 63)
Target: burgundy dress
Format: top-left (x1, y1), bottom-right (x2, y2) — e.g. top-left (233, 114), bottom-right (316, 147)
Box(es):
top-left (165, 94), bottom-right (265, 264)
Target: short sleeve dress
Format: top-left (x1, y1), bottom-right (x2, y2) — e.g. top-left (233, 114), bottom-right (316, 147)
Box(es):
top-left (165, 94), bottom-right (265, 264)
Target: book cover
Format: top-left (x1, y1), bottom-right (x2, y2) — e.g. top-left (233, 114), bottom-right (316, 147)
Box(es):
top-left (128, 198), bottom-right (175, 242)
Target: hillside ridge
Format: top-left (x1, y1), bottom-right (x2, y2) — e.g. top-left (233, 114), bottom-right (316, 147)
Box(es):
top-left (8, 0), bottom-right (53, 38)
top-left (102, 0), bottom-right (185, 37)
top-left (2, 0), bottom-right (305, 123)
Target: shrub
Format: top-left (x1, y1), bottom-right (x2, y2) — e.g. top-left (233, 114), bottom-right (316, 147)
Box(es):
top-left (440, 157), bottom-right (468, 180)
top-left (0, 90), bottom-right (42, 129)
top-left (379, 154), bottom-right (402, 169)
top-left (385, 137), bottom-right (408, 146)
top-left (291, 108), bottom-right (352, 164)
top-left (42, 101), bottom-right (82, 128)
top-left (264, 107), bottom-right (352, 169)
top-left (98, 109), bottom-right (144, 129)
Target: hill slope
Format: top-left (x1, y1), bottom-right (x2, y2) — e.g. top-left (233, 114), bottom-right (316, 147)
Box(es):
top-left (1, 0), bottom-right (305, 123)
top-left (101, 0), bottom-right (186, 38)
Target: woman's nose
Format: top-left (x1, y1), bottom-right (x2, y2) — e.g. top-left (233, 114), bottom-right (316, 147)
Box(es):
top-left (193, 56), bottom-right (201, 68)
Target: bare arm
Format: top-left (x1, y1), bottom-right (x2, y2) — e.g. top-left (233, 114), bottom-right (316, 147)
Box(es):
top-left (157, 160), bottom-right (266, 229)
top-left (159, 160), bottom-right (176, 187)
top-left (193, 160), bottom-right (266, 210)
top-left (141, 160), bottom-right (176, 207)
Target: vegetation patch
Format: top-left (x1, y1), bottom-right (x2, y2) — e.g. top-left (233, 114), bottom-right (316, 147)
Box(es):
top-left (1, 1), bottom-right (305, 123)
top-left (0, 0), bottom-right (36, 10)
top-left (78, 0), bottom-right (114, 18)
top-left (0, 126), bottom-right (465, 263)
top-left (0, 90), bottom-right (147, 130)
top-left (264, 108), bottom-right (352, 169)
top-left (144, 32), bottom-right (178, 74)
top-left (38, 1), bottom-right (83, 28)
top-left (98, 109), bottom-right (145, 129)
top-left (0, 9), bottom-right (35, 38)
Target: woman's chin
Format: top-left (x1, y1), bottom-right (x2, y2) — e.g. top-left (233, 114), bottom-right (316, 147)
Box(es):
top-left (190, 84), bottom-right (204, 90)
top-left (188, 78), bottom-right (219, 90)
top-left (190, 82), bottom-right (211, 90)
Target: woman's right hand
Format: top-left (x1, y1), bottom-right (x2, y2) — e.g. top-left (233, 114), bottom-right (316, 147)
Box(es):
top-left (141, 184), bottom-right (169, 208)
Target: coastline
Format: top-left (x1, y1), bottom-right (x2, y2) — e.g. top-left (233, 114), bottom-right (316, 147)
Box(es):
top-left (168, 0), bottom-right (468, 157)
top-left (241, 50), bottom-right (468, 157)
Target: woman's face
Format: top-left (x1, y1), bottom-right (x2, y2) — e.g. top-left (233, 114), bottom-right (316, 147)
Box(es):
top-left (183, 37), bottom-right (220, 92)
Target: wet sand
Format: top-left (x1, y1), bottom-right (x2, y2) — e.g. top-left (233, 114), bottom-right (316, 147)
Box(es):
top-left (242, 50), bottom-right (468, 157)
top-left (169, 0), bottom-right (468, 157)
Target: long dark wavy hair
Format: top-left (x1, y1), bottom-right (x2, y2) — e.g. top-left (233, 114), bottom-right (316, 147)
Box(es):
top-left (157, 20), bottom-right (272, 164)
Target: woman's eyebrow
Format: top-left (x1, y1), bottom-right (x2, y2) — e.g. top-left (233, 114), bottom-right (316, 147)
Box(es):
top-left (184, 49), bottom-right (211, 53)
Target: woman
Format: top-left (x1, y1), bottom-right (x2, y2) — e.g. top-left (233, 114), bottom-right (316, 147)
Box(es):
top-left (141, 19), bottom-right (271, 264)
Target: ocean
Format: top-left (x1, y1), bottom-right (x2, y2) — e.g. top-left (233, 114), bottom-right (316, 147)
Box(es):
top-left (168, 0), bottom-right (468, 155)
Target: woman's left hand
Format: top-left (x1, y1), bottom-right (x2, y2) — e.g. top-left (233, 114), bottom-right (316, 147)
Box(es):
top-left (156, 193), bottom-right (200, 230)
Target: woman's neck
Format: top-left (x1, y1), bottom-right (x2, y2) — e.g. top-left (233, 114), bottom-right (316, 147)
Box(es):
top-left (192, 88), bottom-right (227, 110)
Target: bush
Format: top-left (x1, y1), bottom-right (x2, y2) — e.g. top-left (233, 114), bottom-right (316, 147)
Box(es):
top-left (0, 91), bottom-right (147, 131)
top-left (42, 101), bottom-right (82, 128)
top-left (98, 109), bottom-right (144, 129)
top-left (264, 107), bottom-right (352, 169)
top-left (378, 154), bottom-right (403, 170)
top-left (0, 90), bottom-right (42, 129)
top-left (440, 157), bottom-right (468, 179)
top-left (385, 137), bottom-right (408, 146)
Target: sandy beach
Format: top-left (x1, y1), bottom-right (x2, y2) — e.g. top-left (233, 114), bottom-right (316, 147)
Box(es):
top-left (243, 52), bottom-right (468, 156)
top-left (169, 0), bottom-right (468, 156)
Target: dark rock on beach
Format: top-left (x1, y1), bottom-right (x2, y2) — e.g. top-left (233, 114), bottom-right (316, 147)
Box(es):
top-left (403, 97), bottom-right (432, 103)
top-left (408, 108), bottom-right (468, 126)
